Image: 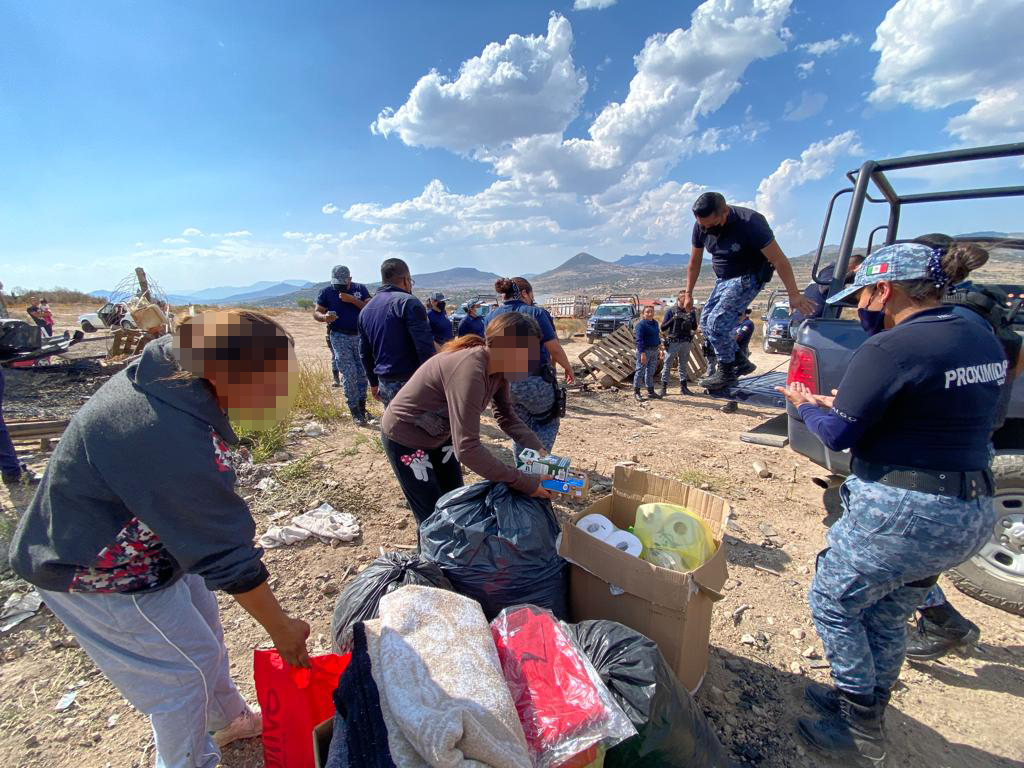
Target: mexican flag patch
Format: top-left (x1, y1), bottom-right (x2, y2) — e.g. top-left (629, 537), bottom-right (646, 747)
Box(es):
top-left (865, 262), bottom-right (890, 276)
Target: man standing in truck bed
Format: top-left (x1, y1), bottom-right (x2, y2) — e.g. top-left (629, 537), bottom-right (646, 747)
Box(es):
top-left (683, 192), bottom-right (814, 389)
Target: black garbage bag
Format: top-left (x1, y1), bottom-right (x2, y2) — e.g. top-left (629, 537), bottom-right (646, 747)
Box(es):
top-left (567, 620), bottom-right (730, 768)
top-left (330, 552), bottom-right (452, 653)
top-left (419, 481), bottom-right (567, 620)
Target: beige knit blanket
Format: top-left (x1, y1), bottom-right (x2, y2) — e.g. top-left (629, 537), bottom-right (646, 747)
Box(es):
top-left (364, 586), bottom-right (530, 768)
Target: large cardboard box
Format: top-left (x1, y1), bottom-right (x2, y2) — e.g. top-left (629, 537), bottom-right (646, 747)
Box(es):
top-left (559, 464), bottom-right (730, 693)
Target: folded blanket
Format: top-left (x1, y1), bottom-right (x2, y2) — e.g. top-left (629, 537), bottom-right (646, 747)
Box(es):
top-left (376, 586), bottom-right (531, 768)
top-left (364, 619), bottom-right (429, 767)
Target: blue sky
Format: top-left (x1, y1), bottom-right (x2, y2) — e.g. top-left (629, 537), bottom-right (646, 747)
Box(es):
top-left (2, 0), bottom-right (1022, 292)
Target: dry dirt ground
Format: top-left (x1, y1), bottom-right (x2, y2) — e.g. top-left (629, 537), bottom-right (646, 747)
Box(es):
top-left (0, 306), bottom-right (1022, 768)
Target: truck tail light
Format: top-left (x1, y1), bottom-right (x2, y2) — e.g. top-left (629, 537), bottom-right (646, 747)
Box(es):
top-left (787, 343), bottom-right (819, 395)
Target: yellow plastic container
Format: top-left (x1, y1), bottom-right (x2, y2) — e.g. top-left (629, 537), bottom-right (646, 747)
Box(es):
top-left (633, 502), bottom-right (717, 573)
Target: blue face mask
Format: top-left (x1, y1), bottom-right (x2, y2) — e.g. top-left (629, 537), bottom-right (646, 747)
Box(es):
top-left (857, 308), bottom-right (886, 336)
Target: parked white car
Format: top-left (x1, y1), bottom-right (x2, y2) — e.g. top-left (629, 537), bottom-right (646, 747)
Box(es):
top-left (78, 302), bottom-right (135, 332)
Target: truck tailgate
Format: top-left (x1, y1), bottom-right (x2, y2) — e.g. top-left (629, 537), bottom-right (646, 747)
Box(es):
top-left (705, 371), bottom-right (788, 409)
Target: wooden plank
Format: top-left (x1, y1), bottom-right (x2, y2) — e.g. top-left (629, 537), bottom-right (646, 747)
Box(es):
top-left (8, 420), bottom-right (69, 438)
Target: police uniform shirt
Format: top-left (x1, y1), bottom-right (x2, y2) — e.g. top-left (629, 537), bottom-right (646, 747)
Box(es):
top-left (829, 306), bottom-right (1007, 471)
top-left (486, 300), bottom-right (557, 366)
top-left (691, 206), bottom-right (774, 280)
top-left (427, 308), bottom-right (454, 344)
top-left (317, 283), bottom-right (370, 333)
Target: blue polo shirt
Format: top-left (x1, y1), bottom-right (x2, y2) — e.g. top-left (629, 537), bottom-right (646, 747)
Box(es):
top-left (316, 282), bottom-right (370, 333)
top-left (692, 206), bottom-right (775, 280)
top-left (457, 313), bottom-right (485, 338)
top-left (811, 307), bottom-right (1007, 471)
top-left (427, 308), bottom-right (454, 344)
top-left (485, 300), bottom-right (557, 366)
top-left (357, 285), bottom-right (436, 385)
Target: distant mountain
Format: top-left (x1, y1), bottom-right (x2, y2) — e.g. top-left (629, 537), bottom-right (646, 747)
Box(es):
top-left (616, 252), bottom-right (688, 268)
top-left (261, 267), bottom-right (502, 307)
top-left (216, 282), bottom-right (319, 304)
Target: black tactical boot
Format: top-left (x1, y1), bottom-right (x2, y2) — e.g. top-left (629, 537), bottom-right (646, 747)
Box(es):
top-left (798, 691), bottom-right (887, 767)
top-left (905, 603), bottom-right (980, 661)
top-left (735, 352), bottom-right (757, 376)
top-left (658, 382), bottom-right (668, 397)
top-left (332, 369), bottom-right (341, 387)
top-left (805, 683), bottom-right (891, 724)
top-left (680, 380), bottom-right (691, 395)
top-left (647, 387), bottom-right (662, 399)
top-left (358, 398), bottom-right (377, 426)
top-left (700, 360), bottom-right (738, 390)
top-left (350, 406), bottom-right (369, 428)
top-left (634, 387), bottom-right (644, 403)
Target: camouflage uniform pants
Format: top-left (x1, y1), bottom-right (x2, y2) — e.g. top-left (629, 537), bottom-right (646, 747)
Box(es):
top-left (326, 331), bottom-right (338, 374)
top-left (377, 376), bottom-right (409, 408)
top-left (700, 274), bottom-right (765, 364)
top-left (810, 476), bottom-right (994, 696)
top-left (661, 340), bottom-right (691, 385)
top-left (328, 331), bottom-right (367, 409)
top-left (509, 374), bottom-right (558, 460)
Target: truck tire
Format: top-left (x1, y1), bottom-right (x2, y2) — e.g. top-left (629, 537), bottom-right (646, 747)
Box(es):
top-left (949, 452), bottom-right (1024, 617)
top-left (586, 335), bottom-right (595, 344)
top-left (81, 320), bottom-right (96, 333)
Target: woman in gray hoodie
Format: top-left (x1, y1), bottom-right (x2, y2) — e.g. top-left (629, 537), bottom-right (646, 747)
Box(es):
top-left (10, 310), bottom-right (309, 768)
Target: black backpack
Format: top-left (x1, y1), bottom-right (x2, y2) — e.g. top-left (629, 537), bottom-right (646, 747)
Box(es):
top-left (945, 283), bottom-right (1022, 367)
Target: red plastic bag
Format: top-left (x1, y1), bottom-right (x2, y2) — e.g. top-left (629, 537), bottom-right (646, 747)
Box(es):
top-left (253, 650), bottom-right (349, 768)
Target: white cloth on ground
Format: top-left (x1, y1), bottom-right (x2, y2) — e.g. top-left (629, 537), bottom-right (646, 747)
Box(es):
top-left (258, 503), bottom-right (359, 548)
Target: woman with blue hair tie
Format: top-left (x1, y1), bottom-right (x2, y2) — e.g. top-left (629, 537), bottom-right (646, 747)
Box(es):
top-left (777, 238), bottom-right (1003, 766)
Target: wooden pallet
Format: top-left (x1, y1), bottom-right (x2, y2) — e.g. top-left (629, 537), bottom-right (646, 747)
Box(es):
top-left (107, 329), bottom-right (149, 359)
top-left (579, 327), bottom-right (708, 386)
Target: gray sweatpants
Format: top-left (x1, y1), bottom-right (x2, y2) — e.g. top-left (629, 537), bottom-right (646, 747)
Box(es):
top-left (41, 574), bottom-right (248, 768)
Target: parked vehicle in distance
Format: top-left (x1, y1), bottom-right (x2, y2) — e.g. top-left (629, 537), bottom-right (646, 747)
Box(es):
top-left (79, 301), bottom-right (135, 333)
top-left (785, 141), bottom-right (1024, 616)
top-left (586, 294), bottom-right (639, 343)
top-left (761, 293), bottom-right (794, 354)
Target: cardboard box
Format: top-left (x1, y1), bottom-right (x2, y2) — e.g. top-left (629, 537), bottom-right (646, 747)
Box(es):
top-left (312, 717), bottom-right (333, 768)
top-left (517, 449), bottom-right (590, 500)
top-left (559, 464), bottom-right (730, 693)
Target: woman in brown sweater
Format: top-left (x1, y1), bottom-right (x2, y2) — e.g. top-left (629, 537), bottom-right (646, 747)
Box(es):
top-left (381, 311), bottom-right (554, 525)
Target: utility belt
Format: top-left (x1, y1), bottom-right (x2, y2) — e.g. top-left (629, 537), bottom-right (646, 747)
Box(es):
top-left (534, 364), bottom-right (567, 425)
top-left (330, 328), bottom-right (359, 336)
top-left (851, 458), bottom-right (994, 500)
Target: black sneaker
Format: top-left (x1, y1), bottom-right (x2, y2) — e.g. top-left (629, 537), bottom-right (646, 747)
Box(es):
top-left (634, 388), bottom-right (644, 403)
top-left (359, 399), bottom-right (378, 426)
top-left (905, 607), bottom-right (980, 661)
top-left (680, 382), bottom-right (690, 395)
top-left (349, 407), bottom-right (369, 428)
top-left (647, 388), bottom-right (663, 400)
top-left (699, 361), bottom-right (738, 390)
top-left (797, 692), bottom-right (887, 768)
top-left (658, 383), bottom-right (668, 398)
top-left (805, 683), bottom-right (891, 723)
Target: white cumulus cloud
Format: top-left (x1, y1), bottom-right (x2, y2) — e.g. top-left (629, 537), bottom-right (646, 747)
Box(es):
top-left (223, 230), bottom-right (252, 238)
top-left (797, 33), bottom-right (859, 57)
top-left (371, 15), bottom-right (587, 154)
top-left (181, 227), bottom-right (203, 237)
top-left (869, 0), bottom-right (1024, 143)
top-left (574, 0), bottom-right (617, 9)
top-left (756, 130), bottom-right (862, 231)
top-left (322, 202), bottom-right (339, 215)
top-left (282, 231), bottom-right (346, 246)
top-left (783, 91), bottom-right (827, 121)
top-left (162, 237), bottom-right (188, 244)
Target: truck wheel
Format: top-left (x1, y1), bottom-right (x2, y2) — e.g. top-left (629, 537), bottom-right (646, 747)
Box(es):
top-left (586, 335), bottom-right (594, 344)
top-left (949, 452), bottom-right (1024, 617)
top-left (81, 320), bottom-right (96, 333)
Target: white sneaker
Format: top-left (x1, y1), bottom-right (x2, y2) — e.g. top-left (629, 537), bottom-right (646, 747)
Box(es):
top-left (213, 708), bottom-right (262, 748)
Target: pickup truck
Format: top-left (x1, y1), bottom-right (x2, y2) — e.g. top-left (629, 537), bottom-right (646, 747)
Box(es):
top-left (785, 142), bottom-right (1024, 616)
top-left (586, 294), bottom-right (639, 343)
top-left (761, 292), bottom-right (793, 355)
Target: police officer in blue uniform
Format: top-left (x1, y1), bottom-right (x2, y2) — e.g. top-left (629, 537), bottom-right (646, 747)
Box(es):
top-left (684, 192), bottom-right (814, 390)
top-left (658, 290), bottom-right (697, 397)
top-left (425, 292), bottom-right (454, 349)
top-left (457, 301), bottom-right (486, 338)
top-left (357, 258), bottom-right (435, 407)
top-left (486, 277), bottom-right (574, 459)
top-left (778, 241), bottom-right (1004, 766)
top-left (314, 265), bottom-right (372, 426)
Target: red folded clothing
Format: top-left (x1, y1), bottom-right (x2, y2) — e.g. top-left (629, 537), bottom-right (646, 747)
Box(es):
top-left (491, 605), bottom-right (606, 761)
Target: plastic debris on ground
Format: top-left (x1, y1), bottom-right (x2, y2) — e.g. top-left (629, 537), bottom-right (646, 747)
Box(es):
top-left (420, 481), bottom-right (568, 619)
top-left (633, 502), bottom-right (717, 573)
top-left (491, 604), bottom-right (636, 768)
top-left (330, 552), bottom-right (452, 653)
top-left (259, 502), bottom-right (359, 548)
top-left (1, 590), bottom-right (43, 632)
top-left (567, 619), bottom-right (730, 768)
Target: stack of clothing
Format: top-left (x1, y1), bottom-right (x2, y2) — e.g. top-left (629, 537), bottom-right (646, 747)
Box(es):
top-left (328, 586), bottom-right (531, 768)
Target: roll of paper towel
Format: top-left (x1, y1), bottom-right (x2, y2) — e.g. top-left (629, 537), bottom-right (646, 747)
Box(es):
top-left (575, 513), bottom-right (615, 540)
top-left (603, 529), bottom-right (643, 557)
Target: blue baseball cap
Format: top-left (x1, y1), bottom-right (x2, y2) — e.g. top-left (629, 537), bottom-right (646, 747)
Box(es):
top-left (827, 243), bottom-right (943, 305)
